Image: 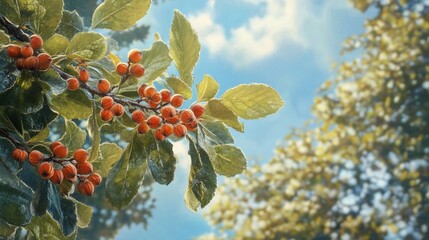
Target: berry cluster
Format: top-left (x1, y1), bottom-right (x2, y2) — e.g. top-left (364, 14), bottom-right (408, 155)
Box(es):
top-left (12, 141), bottom-right (102, 196)
top-left (6, 34), bottom-right (52, 71)
top-left (116, 49), bottom-right (145, 78)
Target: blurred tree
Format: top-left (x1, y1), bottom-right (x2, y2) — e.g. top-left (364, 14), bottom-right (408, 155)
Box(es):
top-left (201, 0), bottom-right (429, 239)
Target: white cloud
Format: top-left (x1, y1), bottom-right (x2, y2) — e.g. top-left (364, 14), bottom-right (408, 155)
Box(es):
top-left (189, 0), bottom-right (356, 68)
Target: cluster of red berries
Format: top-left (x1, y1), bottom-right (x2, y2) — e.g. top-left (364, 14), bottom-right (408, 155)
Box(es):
top-left (66, 67), bottom-right (111, 94)
top-left (100, 83), bottom-right (205, 141)
top-left (11, 141), bottom-right (102, 196)
top-left (116, 49), bottom-right (145, 78)
top-left (6, 34), bottom-right (52, 71)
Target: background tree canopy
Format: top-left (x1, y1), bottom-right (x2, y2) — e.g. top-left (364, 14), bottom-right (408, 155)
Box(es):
top-left (201, 0), bottom-right (429, 239)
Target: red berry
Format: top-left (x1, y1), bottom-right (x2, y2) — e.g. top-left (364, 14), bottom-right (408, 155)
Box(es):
top-left (38, 162), bottom-right (54, 179)
top-left (166, 115), bottom-right (180, 124)
top-left (73, 149), bottom-right (89, 163)
top-left (155, 129), bottom-right (165, 141)
top-left (148, 100), bottom-right (159, 108)
top-left (110, 103), bottom-right (125, 117)
top-left (62, 164), bottom-right (77, 181)
top-left (53, 145), bottom-right (68, 158)
top-left (77, 180), bottom-right (95, 196)
top-left (129, 64), bottom-right (145, 77)
top-left (170, 94), bottom-right (184, 108)
top-left (30, 34), bottom-right (43, 50)
top-left (173, 124), bottom-right (187, 138)
top-left (180, 109), bottom-right (196, 124)
top-left (79, 69), bottom-right (90, 83)
top-left (131, 110), bottom-right (145, 123)
top-left (161, 106), bottom-right (177, 119)
top-left (50, 141), bottom-right (63, 152)
top-left (67, 78), bottom-right (80, 91)
top-left (191, 104), bottom-right (205, 118)
top-left (97, 79), bottom-right (110, 94)
top-left (144, 86), bottom-right (157, 98)
top-left (116, 62), bottom-right (128, 75)
top-left (128, 49), bottom-right (142, 63)
top-left (88, 173), bottom-right (102, 186)
top-left (137, 122), bottom-right (150, 134)
top-left (147, 115), bottom-right (161, 129)
top-left (76, 162), bottom-right (93, 175)
top-left (37, 53), bottom-right (52, 71)
top-left (24, 56), bottom-right (39, 70)
top-left (12, 149), bottom-right (27, 163)
top-left (101, 96), bottom-right (114, 109)
top-left (20, 45), bottom-right (34, 58)
top-left (50, 169), bottom-right (64, 184)
top-left (100, 109), bottom-right (113, 122)
top-left (29, 150), bottom-right (44, 165)
top-left (185, 120), bottom-right (198, 131)
top-left (160, 89), bottom-right (171, 103)
top-left (151, 92), bottom-right (162, 104)
top-left (16, 58), bottom-right (25, 70)
top-left (7, 44), bottom-right (21, 58)
top-left (160, 124), bottom-right (174, 137)
top-left (137, 84), bottom-right (148, 98)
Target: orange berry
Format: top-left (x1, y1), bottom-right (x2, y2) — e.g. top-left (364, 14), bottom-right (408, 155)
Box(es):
top-left (131, 110), bottom-right (145, 123)
top-left (170, 94), bottom-right (184, 108)
top-left (160, 89), bottom-right (171, 103)
top-left (151, 92), bottom-right (162, 104)
top-left (20, 45), bottom-right (34, 58)
top-left (97, 79), bottom-right (110, 94)
top-left (67, 78), bottom-right (80, 91)
top-left (7, 44), bottom-right (21, 58)
top-left (137, 84), bottom-right (148, 98)
top-left (185, 120), bottom-right (198, 131)
top-left (79, 69), bottom-right (90, 83)
top-left (62, 164), bottom-right (77, 181)
top-left (160, 124), bottom-right (174, 137)
top-left (116, 62), bottom-right (128, 75)
top-left (100, 109), bottom-right (113, 122)
top-left (77, 180), bottom-right (94, 196)
top-left (137, 122), bottom-right (150, 134)
top-left (155, 129), bottom-right (165, 141)
top-left (146, 115), bottom-right (161, 129)
top-left (111, 103), bottom-right (125, 117)
top-left (53, 145), bottom-right (68, 158)
top-left (73, 149), bottom-right (89, 163)
top-left (50, 141), bottom-right (63, 152)
top-left (148, 100), bottom-right (159, 108)
top-left (30, 34), bottom-right (43, 50)
top-left (76, 162), bottom-right (93, 175)
top-left (50, 169), bottom-right (64, 184)
top-left (16, 58), bottom-right (25, 70)
top-left (191, 104), bottom-right (205, 118)
top-left (101, 96), bottom-right (114, 109)
top-left (38, 162), bottom-right (54, 179)
top-left (37, 53), bottom-right (52, 71)
top-left (128, 49), bottom-right (142, 63)
top-left (12, 149), bottom-right (27, 163)
top-left (129, 64), bottom-right (145, 77)
top-left (29, 150), bottom-right (44, 165)
top-left (24, 56), bottom-right (39, 70)
top-left (173, 124), bottom-right (187, 138)
top-left (88, 173), bottom-right (102, 186)
top-left (180, 109), bottom-right (196, 124)
top-left (144, 86), bottom-right (157, 98)
top-left (166, 115), bottom-right (180, 124)
top-left (161, 106), bottom-right (177, 119)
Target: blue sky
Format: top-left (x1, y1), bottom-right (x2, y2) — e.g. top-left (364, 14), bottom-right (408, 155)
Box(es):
top-left (115, 0), bottom-right (366, 239)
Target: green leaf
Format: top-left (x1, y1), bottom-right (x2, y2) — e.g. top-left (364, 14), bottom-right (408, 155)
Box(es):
top-left (35, 69), bottom-right (67, 95)
top-left (220, 84), bottom-right (284, 120)
top-left (44, 34), bottom-right (70, 55)
top-left (57, 10), bottom-right (84, 39)
top-left (91, 0), bottom-right (151, 31)
top-left (142, 132), bottom-right (176, 185)
top-left (50, 89), bottom-right (92, 119)
top-left (66, 32), bottom-right (107, 60)
top-left (212, 145), bottom-right (246, 177)
top-left (186, 138), bottom-right (217, 210)
top-left (0, 49), bottom-right (20, 94)
top-left (199, 120), bottom-right (234, 145)
top-left (0, 0), bottom-right (44, 24)
top-left (28, 127), bottom-right (50, 143)
top-left (25, 214), bottom-right (76, 240)
top-left (49, 197), bottom-right (77, 237)
top-left (91, 142), bottom-right (123, 177)
top-left (0, 137), bottom-right (20, 174)
top-left (30, 0), bottom-right (64, 39)
top-left (73, 199), bottom-right (92, 228)
top-left (0, 30), bottom-right (10, 45)
top-left (87, 103), bottom-right (101, 162)
top-left (32, 179), bottom-right (56, 216)
top-left (0, 220), bottom-right (16, 237)
top-left (205, 99), bottom-right (244, 132)
top-left (59, 120), bottom-right (87, 155)
top-left (88, 62), bottom-right (121, 85)
top-left (169, 10), bottom-right (201, 86)
top-left (166, 76), bottom-right (192, 99)
top-left (105, 130), bottom-right (148, 209)
top-left (197, 75), bottom-right (219, 102)
top-left (141, 41), bottom-right (172, 84)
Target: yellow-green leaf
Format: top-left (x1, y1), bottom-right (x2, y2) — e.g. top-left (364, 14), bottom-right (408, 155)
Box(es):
top-left (91, 0), bottom-right (151, 31)
top-left (220, 84), bottom-right (284, 120)
top-left (30, 0), bottom-right (64, 39)
top-left (50, 89), bottom-right (92, 119)
top-left (91, 143), bottom-right (123, 177)
top-left (205, 99), bottom-right (244, 132)
top-left (59, 120), bottom-right (87, 155)
top-left (212, 145), bottom-right (246, 177)
top-left (197, 75), bottom-right (219, 102)
top-left (166, 76), bottom-right (192, 99)
top-left (0, 30), bottom-right (10, 45)
top-left (169, 10), bottom-right (201, 86)
top-left (44, 34), bottom-right (69, 55)
top-left (73, 200), bottom-right (92, 228)
top-left (141, 41), bottom-right (172, 84)
top-left (66, 32), bottom-right (107, 60)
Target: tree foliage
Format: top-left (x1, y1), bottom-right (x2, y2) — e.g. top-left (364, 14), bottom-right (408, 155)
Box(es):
top-left (201, 1), bottom-right (429, 239)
